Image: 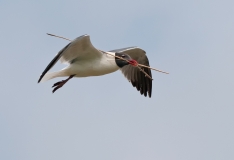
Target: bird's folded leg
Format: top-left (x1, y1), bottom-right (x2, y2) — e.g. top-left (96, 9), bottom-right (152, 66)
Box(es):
top-left (52, 75), bottom-right (75, 93)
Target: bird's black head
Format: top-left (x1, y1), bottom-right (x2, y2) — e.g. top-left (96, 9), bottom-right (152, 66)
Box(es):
top-left (115, 53), bottom-right (132, 68)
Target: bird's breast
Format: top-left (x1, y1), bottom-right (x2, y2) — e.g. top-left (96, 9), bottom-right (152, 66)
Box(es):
top-left (68, 53), bottom-right (119, 77)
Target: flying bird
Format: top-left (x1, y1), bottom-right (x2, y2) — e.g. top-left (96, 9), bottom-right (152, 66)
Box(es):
top-left (38, 34), bottom-right (152, 97)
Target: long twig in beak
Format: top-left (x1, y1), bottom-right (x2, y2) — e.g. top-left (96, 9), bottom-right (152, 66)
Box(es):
top-left (137, 64), bottom-right (169, 74)
top-left (47, 33), bottom-right (72, 41)
top-left (137, 66), bottom-right (153, 80)
top-left (46, 33), bottom-right (169, 80)
top-left (99, 51), bottom-right (153, 80)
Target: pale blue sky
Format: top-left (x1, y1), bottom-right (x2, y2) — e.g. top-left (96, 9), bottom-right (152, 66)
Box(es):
top-left (0, 0), bottom-right (234, 160)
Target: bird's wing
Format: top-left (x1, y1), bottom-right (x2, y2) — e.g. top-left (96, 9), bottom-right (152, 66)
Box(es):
top-left (38, 34), bottom-right (102, 83)
top-left (109, 47), bottom-right (152, 97)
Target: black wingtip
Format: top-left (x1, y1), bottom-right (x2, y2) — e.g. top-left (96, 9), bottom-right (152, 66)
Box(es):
top-left (38, 75), bottom-right (43, 83)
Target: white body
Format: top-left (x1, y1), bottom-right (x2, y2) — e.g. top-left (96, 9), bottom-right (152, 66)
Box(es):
top-left (41, 51), bottom-right (119, 82)
top-left (69, 52), bottom-right (119, 77)
top-left (39, 35), bottom-right (120, 82)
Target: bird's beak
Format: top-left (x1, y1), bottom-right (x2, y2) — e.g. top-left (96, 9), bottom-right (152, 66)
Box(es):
top-left (128, 59), bottom-right (138, 66)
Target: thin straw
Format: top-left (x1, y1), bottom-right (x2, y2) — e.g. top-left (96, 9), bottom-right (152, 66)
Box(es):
top-left (138, 64), bottom-right (169, 74)
top-left (46, 33), bottom-right (169, 80)
top-left (47, 33), bottom-right (72, 41)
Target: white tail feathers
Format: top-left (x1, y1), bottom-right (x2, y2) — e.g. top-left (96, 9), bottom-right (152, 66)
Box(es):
top-left (40, 70), bottom-right (68, 82)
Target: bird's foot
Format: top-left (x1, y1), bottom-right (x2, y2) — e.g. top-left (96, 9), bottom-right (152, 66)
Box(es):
top-left (52, 80), bottom-right (67, 93)
top-left (51, 75), bottom-right (75, 93)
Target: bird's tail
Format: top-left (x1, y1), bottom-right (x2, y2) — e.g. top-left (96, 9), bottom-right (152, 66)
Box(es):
top-left (40, 70), bottom-right (68, 83)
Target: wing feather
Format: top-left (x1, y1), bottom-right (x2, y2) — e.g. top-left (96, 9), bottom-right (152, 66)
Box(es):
top-left (38, 34), bottom-right (101, 83)
top-left (109, 47), bottom-right (152, 97)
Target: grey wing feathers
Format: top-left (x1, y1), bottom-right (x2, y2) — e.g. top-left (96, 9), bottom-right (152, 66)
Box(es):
top-left (109, 47), bottom-right (141, 54)
top-left (59, 35), bottom-right (100, 64)
top-left (110, 47), bottom-right (152, 97)
top-left (38, 34), bottom-right (101, 83)
top-left (38, 42), bottom-right (71, 83)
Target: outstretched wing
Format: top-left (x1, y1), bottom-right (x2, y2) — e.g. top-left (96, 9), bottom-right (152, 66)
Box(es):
top-left (38, 34), bottom-right (102, 83)
top-left (109, 47), bottom-right (152, 97)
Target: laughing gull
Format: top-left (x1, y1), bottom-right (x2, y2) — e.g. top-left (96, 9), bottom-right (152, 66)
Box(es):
top-left (38, 34), bottom-right (152, 97)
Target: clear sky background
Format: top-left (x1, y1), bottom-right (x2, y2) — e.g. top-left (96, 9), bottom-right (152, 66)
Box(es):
top-left (0, 0), bottom-right (234, 160)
